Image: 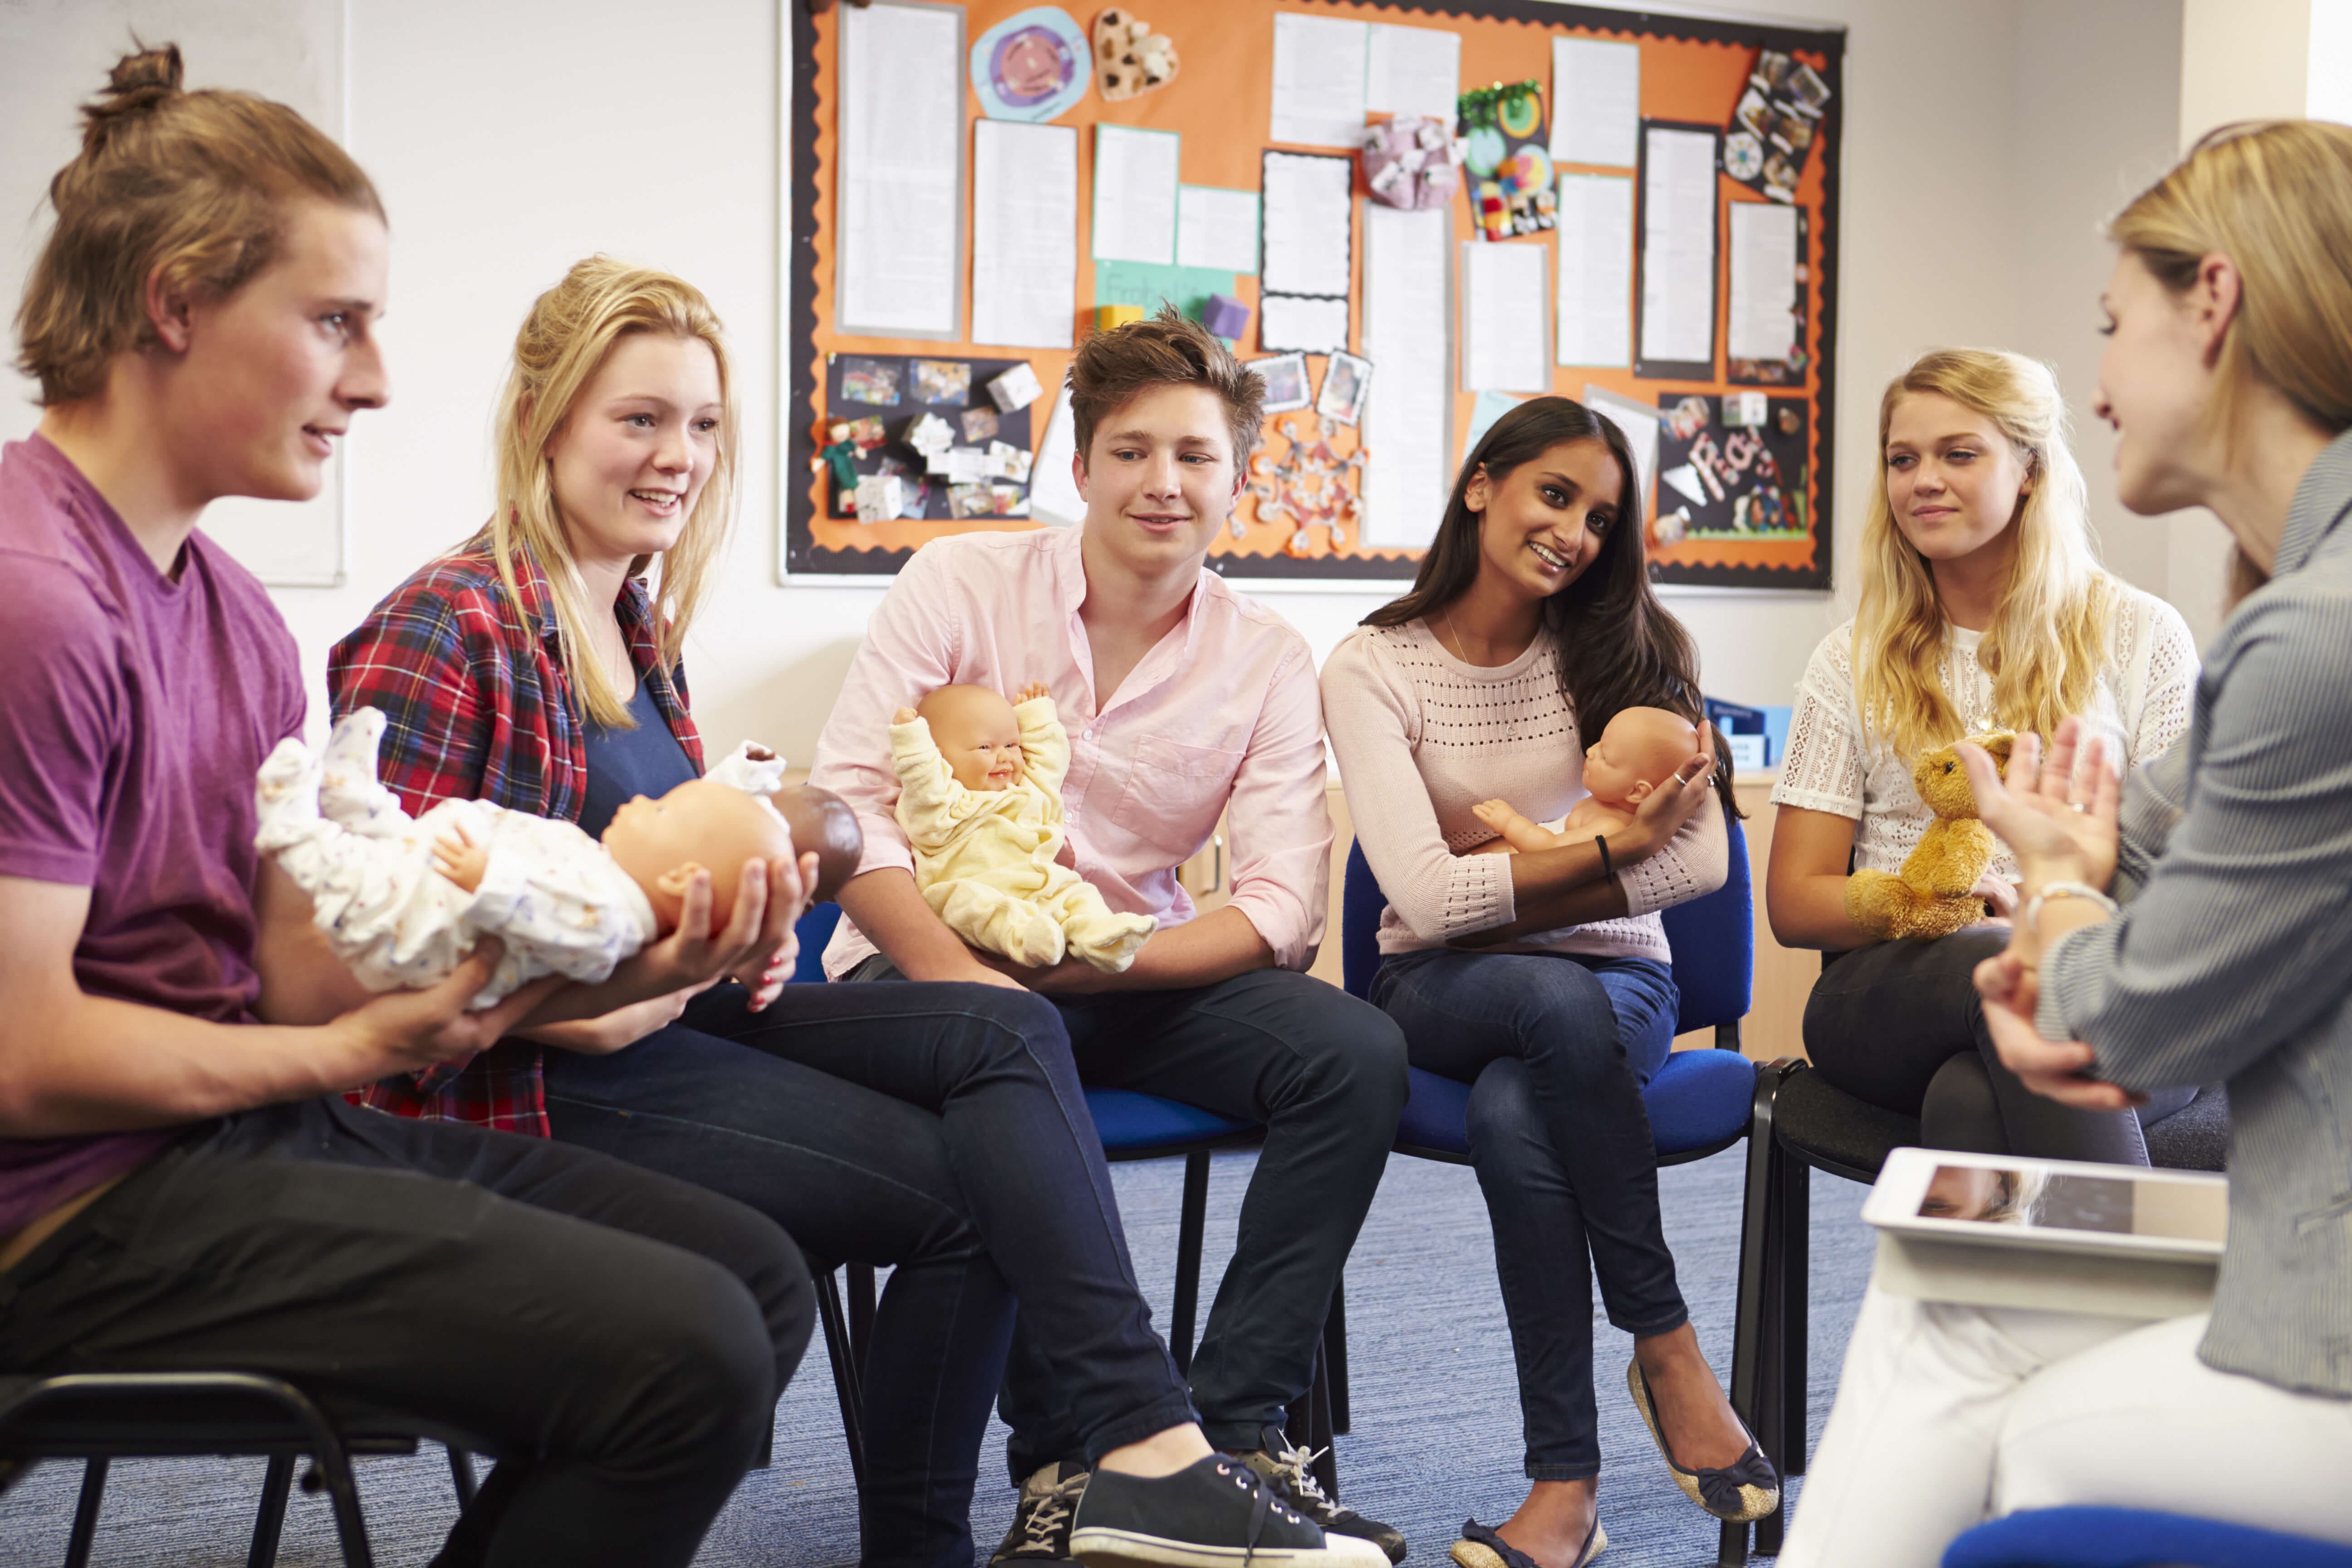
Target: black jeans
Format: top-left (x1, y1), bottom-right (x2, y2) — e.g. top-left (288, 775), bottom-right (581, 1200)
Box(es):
top-left (1370, 947), bottom-right (1687, 1479)
top-left (1803, 931), bottom-right (2194, 1163)
top-left (0, 1095), bottom-right (808, 1568)
top-left (544, 982), bottom-right (1197, 1563)
top-left (849, 959), bottom-right (1409, 1470)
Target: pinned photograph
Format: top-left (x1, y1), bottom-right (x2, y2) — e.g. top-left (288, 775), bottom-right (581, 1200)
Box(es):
top-left (1250, 352), bottom-right (1311, 414)
top-left (912, 358), bottom-right (973, 404)
top-left (948, 483), bottom-right (996, 519)
top-left (1769, 109), bottom-right (1817, 157)
top-left (1786, 60), bottom-right (1833, 114)
top-left (844, 416), bottom-right (889, 452)
top-left (1750, 49), bottom-right (1793, 92)
top-left (841, 357), bottom-right (902, 407)
top-left (1315, 351), bottom-right (1373, 427)
top-left (959, 406), bottom-right (1000, 443)
top-left (1762, 150), bottom-right (1801, 203)
top-left (1734, 87), bottom-right (1771, 137)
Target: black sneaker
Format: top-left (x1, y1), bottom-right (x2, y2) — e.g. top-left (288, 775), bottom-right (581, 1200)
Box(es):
top-left (1069, 1453), bottom-right (1390, 1568)
top-left (993, 1461), bottom-right (1091, 1567)
top-left (1235, 1428), bottom-right (1407, 1565)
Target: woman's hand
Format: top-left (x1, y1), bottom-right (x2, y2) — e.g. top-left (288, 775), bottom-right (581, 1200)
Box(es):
top-left (1956, 718), bottom-right (2120, 895)
top-left (519, 980), bottom-right (716, 1054)
top-left (1972, 947), bottom-right (2146, 1111)
top-left (1612, 751), bottom-right (1717, 862)
top-left (600, 849), bottom-right (809, 1011)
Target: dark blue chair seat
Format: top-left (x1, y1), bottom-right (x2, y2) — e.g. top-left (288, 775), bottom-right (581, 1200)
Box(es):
top-left (1088, 1087), bottom-right (1255, 1151)
top-left (1393, 1050), bottom-right (1758, 1163)
top-left (1944, 1507), bottom-right (2352, 1568)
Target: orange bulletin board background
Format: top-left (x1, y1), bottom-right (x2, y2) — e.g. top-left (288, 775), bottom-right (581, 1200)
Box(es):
top-left (786, 0), bottom-right (1846, 585)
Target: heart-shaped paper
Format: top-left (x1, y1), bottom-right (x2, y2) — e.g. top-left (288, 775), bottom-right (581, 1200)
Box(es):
top-left (1092, 8), bottom-right (1178, 103)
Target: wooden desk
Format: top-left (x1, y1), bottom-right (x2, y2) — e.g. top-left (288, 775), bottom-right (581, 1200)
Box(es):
top-left (1178, 775), bottom-right (1811, 1064)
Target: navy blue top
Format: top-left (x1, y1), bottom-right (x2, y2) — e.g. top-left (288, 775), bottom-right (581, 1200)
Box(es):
top-left (577, 673), bottom-right (698, 838)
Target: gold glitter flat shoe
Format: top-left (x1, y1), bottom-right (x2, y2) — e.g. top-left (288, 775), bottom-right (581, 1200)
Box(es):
top-left (1449, 1514), bottom-right (1605, 1568)
top-left (1624, 1359), bottom-right (1780, 1524)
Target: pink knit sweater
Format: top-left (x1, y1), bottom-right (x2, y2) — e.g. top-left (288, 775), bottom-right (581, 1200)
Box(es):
top-left (1319, 619), bottom-right (1727, 962)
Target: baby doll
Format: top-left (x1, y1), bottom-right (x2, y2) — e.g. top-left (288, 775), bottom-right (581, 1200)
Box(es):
top-left (257, 706), bottom-right (797, 1007)
top-left (1470, 706), bottom-right (1701, 853)
top-left (891, 683), bottom-right (1156, 971)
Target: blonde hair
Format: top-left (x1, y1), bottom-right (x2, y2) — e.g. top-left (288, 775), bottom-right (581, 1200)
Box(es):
top-left (485, 256), bottom-right (737, 728)
top-left (1980, 1169), bottom-right (2048, 1226)
top-left (15, 43), bottom-right (383, 406)
top-left (1853, 349), bottom-right (2114, 763)
top-left (2110, 120), bottom-right (2352, 601)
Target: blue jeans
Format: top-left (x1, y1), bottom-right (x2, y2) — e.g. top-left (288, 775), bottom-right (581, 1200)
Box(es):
top-left (544, 982), bottom-right (1196, 1568)
top-left (1370, 948), bottom-right (1687, 1479)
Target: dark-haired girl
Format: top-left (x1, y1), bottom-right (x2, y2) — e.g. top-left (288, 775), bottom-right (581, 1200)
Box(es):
top-left (1321, 398), bottom-right (1774, 1568)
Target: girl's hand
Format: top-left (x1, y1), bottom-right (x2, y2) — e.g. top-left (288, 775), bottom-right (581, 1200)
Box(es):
top-left (1613, 752), bottom-right (1716, 862)
top-left (521, 980), bottom-right (716, 1054)
top-left (730, 849), bottom-right (822, 1010)
top-left (1956, 718), bottom-right (2120, 895)
top-left (1972, 947), bottom-right (2145, 1110)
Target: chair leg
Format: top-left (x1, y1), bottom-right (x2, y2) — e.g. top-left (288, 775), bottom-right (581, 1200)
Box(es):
top-left (813, 1264), bottom-right (867, 1493)
top-left (848, 1261), bottom-right (878, 1375)
top-left (1171, 1150), bottom-right (1210, 1379)
top-left (1721, 1060), bottom-right (1798, 1568)
top-left (1323, 1280), bottom-right (1350, 1436)
top-left (64, 1456), bottom-right (108, 1568)
top-left (1779, 1153), bottom-right (1812, 1474)
top-left (446, 1445), bottom-right (478, 1509)
top-left (247, 1453), bottom-right (296, 1568)
top-left (303, 1432), bottom-right (374, 1568)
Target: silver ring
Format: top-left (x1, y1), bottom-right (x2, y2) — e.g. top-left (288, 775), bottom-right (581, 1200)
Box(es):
top-left (2068, 802), bottom-right (2089, 813)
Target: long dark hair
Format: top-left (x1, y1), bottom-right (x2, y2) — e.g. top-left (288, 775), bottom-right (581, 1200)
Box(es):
top-left (1365, 396), bottom-right (1738, 812)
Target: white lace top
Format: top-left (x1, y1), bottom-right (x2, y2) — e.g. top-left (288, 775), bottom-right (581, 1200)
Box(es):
top-left (1770, 586), bottom-right (2199, 881)
top-left (1321, 620), bottom-right (1729, 961)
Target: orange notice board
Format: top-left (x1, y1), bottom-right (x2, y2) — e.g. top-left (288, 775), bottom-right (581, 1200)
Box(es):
top-left (786, 0), bottom-right (1845, 586)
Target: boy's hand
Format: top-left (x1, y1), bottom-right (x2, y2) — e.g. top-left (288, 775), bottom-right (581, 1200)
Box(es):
top-left (341, 939), bottom-right (564, 1073)
top-left (430, 823), bottom-right (489, 893)
top-left (1015, 682), bottom-right (1050, 705)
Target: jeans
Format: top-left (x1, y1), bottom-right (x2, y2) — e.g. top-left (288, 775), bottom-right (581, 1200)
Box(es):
top-left (0, 1095), bottom-right (808, 1568)
top-left (1370, 947), bottom-right (1686, 1479)
top-left (1803, 932), bottom-right (2194, 1164)
top-left (850, 959), bottom-right (1408, 1468)
top-left (544, 982), bottom-right (1196, 1565)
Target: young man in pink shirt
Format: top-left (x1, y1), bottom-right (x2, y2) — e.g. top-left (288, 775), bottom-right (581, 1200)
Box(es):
top-left (809, 309), bottom-right (1411, 1565)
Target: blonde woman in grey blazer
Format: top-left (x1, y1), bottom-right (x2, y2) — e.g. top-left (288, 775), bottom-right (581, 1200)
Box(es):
top-left (1782, 119), bottom-right (2352, 1568)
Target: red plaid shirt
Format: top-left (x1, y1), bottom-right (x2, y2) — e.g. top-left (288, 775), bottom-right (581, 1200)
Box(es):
top-left (327, 536), bottom-right (703, 1134)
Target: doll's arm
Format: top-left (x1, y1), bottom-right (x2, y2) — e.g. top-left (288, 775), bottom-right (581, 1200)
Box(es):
top-left (1014, 690), bottom-right (1071, 797)
top-left (1470, 799), bottom-right (1570, 854)
top-left (888, 715), bottom-right (969, 850)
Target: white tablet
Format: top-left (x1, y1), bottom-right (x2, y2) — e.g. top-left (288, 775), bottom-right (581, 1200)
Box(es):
top-left (1864, 1147), bottom-right (2227, 1264)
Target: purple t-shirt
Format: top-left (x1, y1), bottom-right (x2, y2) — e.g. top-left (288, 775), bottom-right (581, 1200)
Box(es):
top-left (0, 436), bottom-right (305, 1233)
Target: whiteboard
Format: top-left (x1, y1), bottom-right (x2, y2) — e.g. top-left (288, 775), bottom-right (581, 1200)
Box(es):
top-left (0, 0), bottom-right (348, 585)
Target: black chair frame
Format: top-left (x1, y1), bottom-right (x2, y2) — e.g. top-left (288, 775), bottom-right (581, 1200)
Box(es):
top-left (0, 1370), bottom-right (481, 1568)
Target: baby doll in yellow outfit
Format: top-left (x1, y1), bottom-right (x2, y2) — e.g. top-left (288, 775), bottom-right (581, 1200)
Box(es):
top-left (891, 682), bottom-right (1157, 971)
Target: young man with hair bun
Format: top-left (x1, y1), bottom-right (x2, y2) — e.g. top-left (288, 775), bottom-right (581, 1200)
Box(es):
top-left (811, 307), bottom-right (1412, 1568)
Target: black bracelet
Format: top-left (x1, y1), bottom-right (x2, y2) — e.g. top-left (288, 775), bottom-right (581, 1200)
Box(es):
top-left (1595, 834), bottom-right (1613, 880)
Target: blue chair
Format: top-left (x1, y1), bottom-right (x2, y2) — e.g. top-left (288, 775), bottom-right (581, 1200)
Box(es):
top-left (1339, 821), bottom-right (1768, 1566)
top-left (1944, 1507), bottom-right (2352, 1568)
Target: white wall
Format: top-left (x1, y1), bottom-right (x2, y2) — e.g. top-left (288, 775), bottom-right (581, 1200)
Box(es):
top-left (3, 0), bottom-right (2207, 760)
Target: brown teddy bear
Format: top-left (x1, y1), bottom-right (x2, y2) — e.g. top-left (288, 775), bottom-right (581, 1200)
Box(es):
top-left (1845, 731), bottom-right (2016, 941)
top-left (1093, 9), bottom-right (1178, 102)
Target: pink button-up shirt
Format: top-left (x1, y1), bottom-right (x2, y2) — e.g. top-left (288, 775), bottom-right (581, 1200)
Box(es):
top-left (809, 526), bottom-right (1333, 979)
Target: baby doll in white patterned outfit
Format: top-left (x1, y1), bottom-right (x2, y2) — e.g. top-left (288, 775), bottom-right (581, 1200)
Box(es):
top-left (256, 706), bottom-right (797, 1006)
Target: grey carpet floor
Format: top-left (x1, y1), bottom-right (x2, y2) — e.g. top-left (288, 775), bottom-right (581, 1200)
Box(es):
top-left (0, 1142), bottom-right (1876, 1568)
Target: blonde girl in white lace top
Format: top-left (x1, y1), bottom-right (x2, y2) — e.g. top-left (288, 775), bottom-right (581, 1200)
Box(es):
top-left (1765, 348), bottom-right (2199, 1163)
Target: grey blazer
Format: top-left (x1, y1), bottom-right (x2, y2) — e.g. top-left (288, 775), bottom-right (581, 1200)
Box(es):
top-left (2040, 427), bottom-right (2352, 1398)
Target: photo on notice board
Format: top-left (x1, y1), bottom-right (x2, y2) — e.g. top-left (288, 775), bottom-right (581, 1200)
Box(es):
top-left (1250, 352), bottom-right (1312, 414)
top-left (1650, 392), bottom-right (1807, 549)
top-left (1316, 350), bottom-right (1373, 426)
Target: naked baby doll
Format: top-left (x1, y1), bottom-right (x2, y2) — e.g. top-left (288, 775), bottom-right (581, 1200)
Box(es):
top-left (891, 683), bottom-right (1156, 971)
top-left (257, 706), bottom-right (799, 1007)
top-left (1471, 706), bottom-right (1701, 853)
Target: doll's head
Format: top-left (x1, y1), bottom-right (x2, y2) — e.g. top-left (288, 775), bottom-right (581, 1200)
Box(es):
top-left (918, 685), bottom-right (1023, 792)
top-left (773, 783), bottom-right (863, 903)
top-left (601, 777), bottom-right (797, 935)
top-left (1582, 707), bottom-right (1700, 809)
